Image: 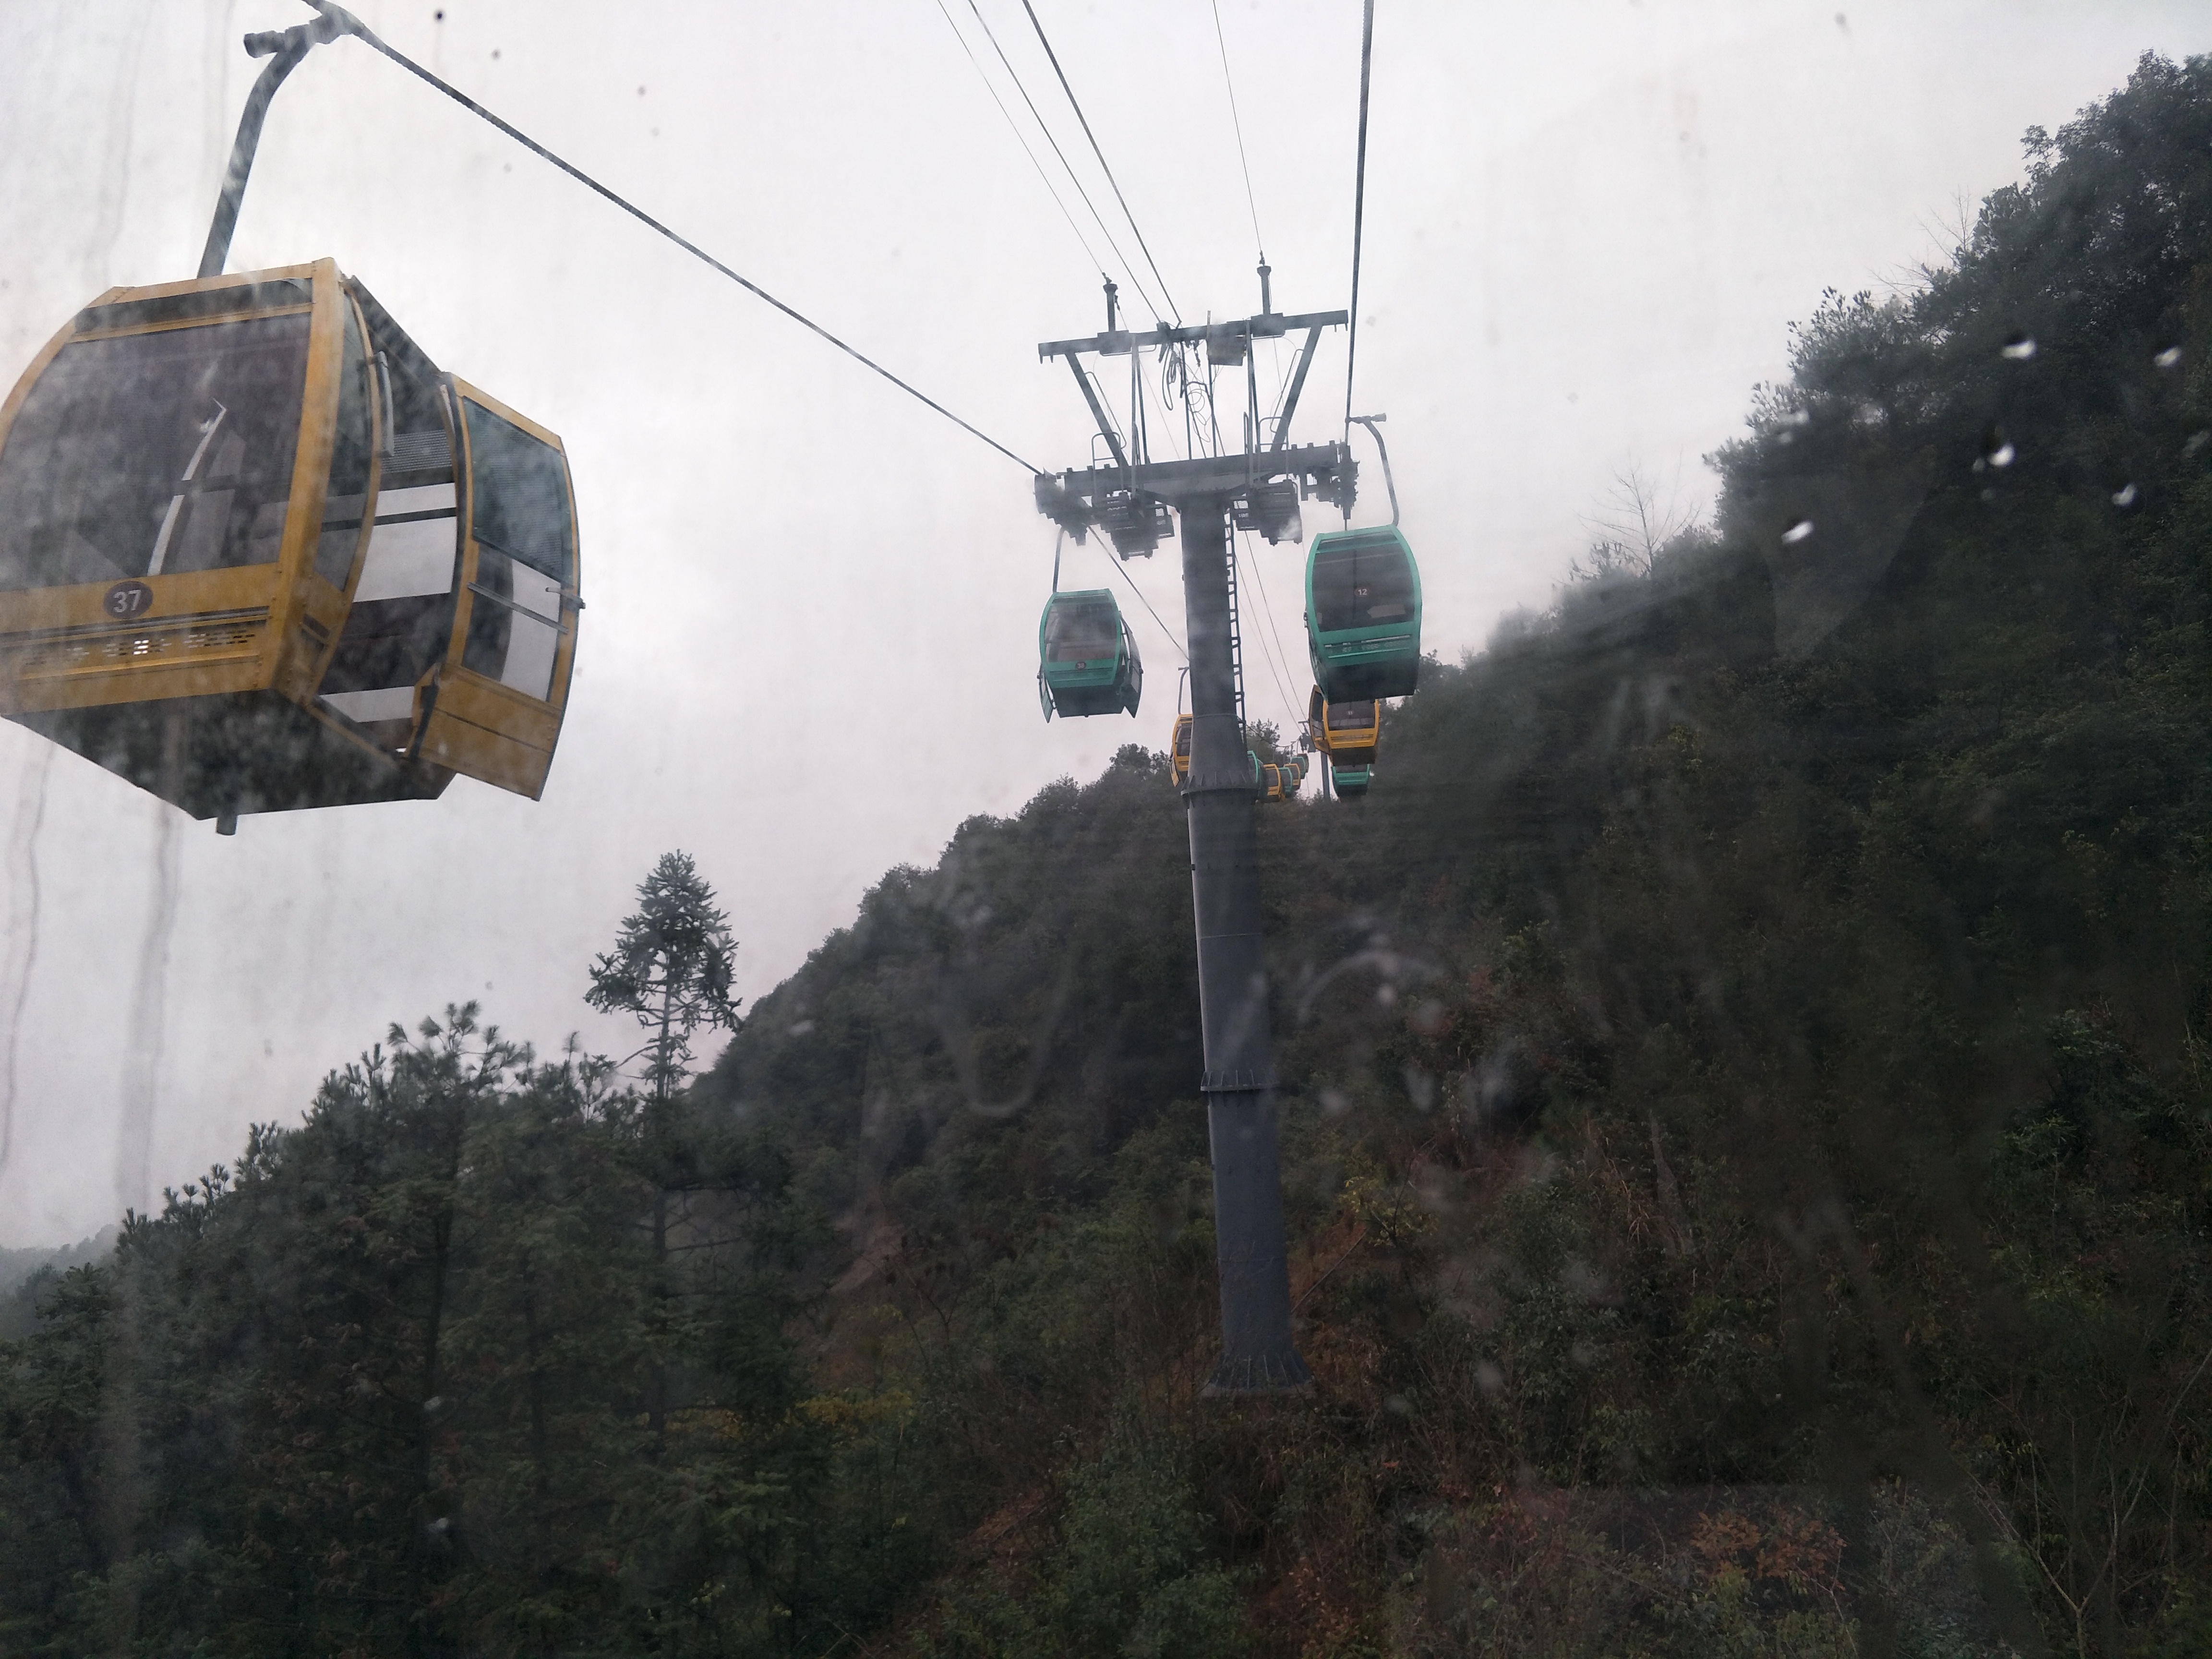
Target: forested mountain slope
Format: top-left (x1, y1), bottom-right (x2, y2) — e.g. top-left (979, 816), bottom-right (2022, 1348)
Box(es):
top-left (7, 50), bottom-right (2212, 1659)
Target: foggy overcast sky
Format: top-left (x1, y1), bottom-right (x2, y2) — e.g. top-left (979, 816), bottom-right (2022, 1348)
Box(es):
top-left (0, 0), bottom-right (2205, 1244)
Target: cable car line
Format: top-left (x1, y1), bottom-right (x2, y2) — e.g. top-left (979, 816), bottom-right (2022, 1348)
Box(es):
top-left (1210, 0), bottom-right (1266, 263)
top-left (1235, 540), bottom-right (1299, 731)
top-left (1233, 539), bottom-right (1295, 721)
top-left (296, 2), bottom-right (1040, 473)
top-left (933, 0), bottom-right (1111, 284)
top-left (1240, 531), bottom-right (1305, 729)
top-left (950, 0), bottom-right (1165, 324)
top-left (1245, 543), bottom-right (1304, 736)
top-left (1341, 0), bottom-right (1375, 456)
top-left (1105, 546), bottom-right (1186, 662)
top-left (1017, 0), bottom-right (1182, 325)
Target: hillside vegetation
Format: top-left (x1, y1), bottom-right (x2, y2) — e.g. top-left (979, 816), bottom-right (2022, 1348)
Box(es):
top-left (7, 50), bottom-right (2212, 1659)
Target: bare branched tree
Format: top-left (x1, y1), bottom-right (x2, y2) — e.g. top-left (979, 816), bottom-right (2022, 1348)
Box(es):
top-left (1907, 187), bottom-right (1981, 286)
top-left (1570, 462), bottom-right (1700, 582)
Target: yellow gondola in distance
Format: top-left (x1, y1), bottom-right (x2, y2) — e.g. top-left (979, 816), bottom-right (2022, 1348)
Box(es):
top-left (1170, 711), bottom-right (1192, 784)
top-left (0, 259), bottom-right (582, 827)
top-left (1307, 684), bottom-right (1379, 766)
top-left (1261, 760), bottom-right (1284, 802)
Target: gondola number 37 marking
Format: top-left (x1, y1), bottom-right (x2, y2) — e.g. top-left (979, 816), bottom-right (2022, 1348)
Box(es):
top-left (105, 580), bottom-right (154, 618)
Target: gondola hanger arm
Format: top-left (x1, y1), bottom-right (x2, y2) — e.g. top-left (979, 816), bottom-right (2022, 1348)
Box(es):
top-left (1348, 414), bottom-right (1398, 527)
top-left (198, 1), bottom-right (1041, 472)
top-left (198, 10), bottom-right (348, 277)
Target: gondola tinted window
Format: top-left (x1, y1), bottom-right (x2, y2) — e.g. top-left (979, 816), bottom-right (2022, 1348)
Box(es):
top-left (463, 400), bottom-right (571, 581)
top-left (1043, 595), bottom-right (1118, 661)
top-left (312, 302), bottom-right (378, 589)
top-left (459, 398), bottom-right (568, 700)
top-left (0, 312), bottom-right (309, 591)
top-left (1309, 532), bottom-right (1416, 633)
top-left (462, 543), bottom-right (562, 700)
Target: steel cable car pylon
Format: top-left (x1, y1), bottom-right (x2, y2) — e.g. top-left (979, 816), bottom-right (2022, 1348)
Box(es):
top-left (1034, 268), bottom-right (1358, 1393)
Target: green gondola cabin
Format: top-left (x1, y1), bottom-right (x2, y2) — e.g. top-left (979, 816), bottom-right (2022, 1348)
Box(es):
top-left (1305, 526), bottom-right (1420, 702)
top-left (1037, 588), bottom-right (1141, 718)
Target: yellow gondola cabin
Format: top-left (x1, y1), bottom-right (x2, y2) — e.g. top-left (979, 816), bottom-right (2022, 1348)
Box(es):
top-left (0, 259), bottom-right (581, 828)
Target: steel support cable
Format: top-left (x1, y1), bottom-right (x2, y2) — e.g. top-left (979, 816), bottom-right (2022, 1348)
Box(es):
top-left (1242, 534), bottom-right (1301, 720)
top-left (1105, 549), bottom-right (1187, 661)
top-left (1238, 534), bottom-right (1303, 727)
top-left (1210, 0), bottom-right (1266, 263)
top-left (1341, 0), bottom-right (1375, 451)
top-left (1226, 539), bottom-right (1294, 729)
top-left (301, 2), bottom-right (1040, 472)
top-left (957, 0), bottom-right (1164, 322)
top-left (1233, 541), bottom-right (1296, 719)
top-left (1017, 0), bottom-right (1181, 324)
top-left (1242, 576), bottom-right (1298, 733)
top-left (934, 0), bottom-right (1109, 281)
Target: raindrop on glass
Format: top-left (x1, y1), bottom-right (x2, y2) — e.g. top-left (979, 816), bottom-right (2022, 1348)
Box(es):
top-left (2155, 346), bottom-right (2182, 369)
top-left (2001, 332), bottom-right (2037, 361)
top-left (1989, 443), bottom-right (2015, 468)
top-left (2112, 483), bottom-right (2138, 508)
top-left (1781, 519), bottom-right (1815, 545)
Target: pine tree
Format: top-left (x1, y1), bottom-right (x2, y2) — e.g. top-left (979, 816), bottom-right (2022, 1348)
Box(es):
top-left (585, 851), bottom-right (741, 1108)
top-left (585, 853), bottom-right (743, 1461)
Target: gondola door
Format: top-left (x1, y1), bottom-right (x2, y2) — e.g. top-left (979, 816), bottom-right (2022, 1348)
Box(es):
top-left (417, 379), bottom-right (579, 798)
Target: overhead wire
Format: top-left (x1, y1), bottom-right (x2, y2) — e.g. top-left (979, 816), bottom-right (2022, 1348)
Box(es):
top-left (1241, 533), bottom-right (1300, 709)
top-left (957, 0), bottom-right (1165, 322)
top-left (316, 5), bottom-right (1041, 472)
top-left (1103, 547), bottom-right (1187, 661)
top-left (1238, 553), bottom-right (1299, 731)
top-left (1341, 0), bottom-right (1375, 453)
top-left (1210, 0), bottom-right (1266, 262)
top-left (1238, 532), bottom-right (1304, 732)
top-left (933, 0), bottom-right (1109, 281)
top-left (1017, 0), bottom-right (1182, 324)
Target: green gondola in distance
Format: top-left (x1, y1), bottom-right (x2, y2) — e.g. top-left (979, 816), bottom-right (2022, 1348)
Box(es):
top-left (1333, 762), bottom-right (1372, 799)
top-left (1037, 588), bottom-right (1141, 719)
top-left (1304, 526), bottom-right (1421, 701)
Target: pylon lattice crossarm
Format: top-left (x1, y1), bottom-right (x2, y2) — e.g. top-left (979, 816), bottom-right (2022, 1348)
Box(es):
top-left (1036, 308), bottom-right (1346, 361)
top-left (1034, 445), bottom-right (1354, 529)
